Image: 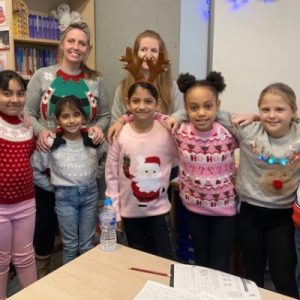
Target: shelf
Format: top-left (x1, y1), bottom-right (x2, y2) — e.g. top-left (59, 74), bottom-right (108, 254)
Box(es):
top-left (6, 0), bottom-right (95, 70)
top-left (13, 37), bottom-right (59, 46)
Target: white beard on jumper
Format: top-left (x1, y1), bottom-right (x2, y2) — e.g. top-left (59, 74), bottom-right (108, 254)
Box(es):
top-left (136, 177), bottom-right (161, 192)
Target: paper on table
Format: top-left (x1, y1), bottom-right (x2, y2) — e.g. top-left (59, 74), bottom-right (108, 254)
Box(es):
top-left (133, 280), bottom-right (220, 300)
top-left (171, 264), bottom-right (262, 300)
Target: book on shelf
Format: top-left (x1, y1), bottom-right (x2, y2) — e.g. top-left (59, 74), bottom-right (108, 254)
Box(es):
top-left (15, 46), bottom-right (58, 76)
top-left (28, 14), bottom-right (59, 40)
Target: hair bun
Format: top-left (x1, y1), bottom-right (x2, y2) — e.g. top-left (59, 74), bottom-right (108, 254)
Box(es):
top-left (177, 73), bottom-right (196, 93)
top-left (206, 71), bottom-right (226, 93)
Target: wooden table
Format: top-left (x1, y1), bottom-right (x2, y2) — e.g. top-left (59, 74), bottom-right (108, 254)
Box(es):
top-left (8, 245), bottom-right (296, 300)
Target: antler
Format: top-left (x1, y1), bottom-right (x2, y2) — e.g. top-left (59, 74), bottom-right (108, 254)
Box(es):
top-left (147, 51), bottom-right (171, 83)
top-left (120, 47), bottom-right (144, 81)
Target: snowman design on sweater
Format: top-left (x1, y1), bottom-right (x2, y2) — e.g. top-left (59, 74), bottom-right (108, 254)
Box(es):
top-left (123, 155), bottom-right (164, 206)
top-left (40, 69), bottom-right (97, 121)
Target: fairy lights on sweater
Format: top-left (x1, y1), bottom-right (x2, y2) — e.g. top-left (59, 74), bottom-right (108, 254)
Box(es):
top-left (251, 139), bottom-right (300, 167)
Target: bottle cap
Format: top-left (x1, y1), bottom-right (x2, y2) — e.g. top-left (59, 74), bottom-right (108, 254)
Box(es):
top-left (103, 198), bottom-right (112, 206)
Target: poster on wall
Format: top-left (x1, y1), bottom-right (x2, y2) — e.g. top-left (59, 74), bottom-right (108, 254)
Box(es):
top-left (0, 1), bottom-right (6, 26)
top-left (0, 27), bottom-right (9, 50)
top-left (0, 52), bottom-right (7, 71)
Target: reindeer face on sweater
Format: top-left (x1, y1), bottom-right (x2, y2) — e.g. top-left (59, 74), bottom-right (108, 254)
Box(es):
top-left (260, 164), bottom-right (297, 195)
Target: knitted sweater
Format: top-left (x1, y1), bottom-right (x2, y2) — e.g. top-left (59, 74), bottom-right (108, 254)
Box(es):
top-left (217, 110), bottom-right (300, 209)
top-left (110, 81), bottom-right (184, 122)
top-left (292, 187), bottom-right (300, 228)
top-left (174, 121), bottom-right (238, 216)
top-left (105, 121), bottom-right (178, 221)
top-left (0, 112), bottom-right (35, 204)
top-left (24, 65), bottom-right (110, 135)
top-left (31, 138), bottom-right (107, 191)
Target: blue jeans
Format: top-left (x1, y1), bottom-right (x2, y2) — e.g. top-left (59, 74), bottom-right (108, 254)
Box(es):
top-left (55, 181), bottom-right (98, 264)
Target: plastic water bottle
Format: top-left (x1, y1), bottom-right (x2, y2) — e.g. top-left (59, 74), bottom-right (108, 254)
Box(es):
top-left (99, 198), bottom-right (117, 251)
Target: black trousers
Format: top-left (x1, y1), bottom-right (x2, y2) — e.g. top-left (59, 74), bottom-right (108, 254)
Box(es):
top-left (187, 210), bottom-right (236, 273)
top-left (122, 213), bottom-right (177, 261)
top-left (238, 202), bottom-right (298, 298)
top-left (33, 185), bottom-right (57, 257)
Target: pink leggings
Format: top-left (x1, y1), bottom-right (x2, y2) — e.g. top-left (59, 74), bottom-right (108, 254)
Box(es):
top-left (0, 200), bottom-right (37, 300)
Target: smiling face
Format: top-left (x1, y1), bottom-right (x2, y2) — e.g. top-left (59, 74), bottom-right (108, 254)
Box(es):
top-left (60, 28), bottom-right (89, 67)
top-left (259, 92), bottom-right (296, 138)
top-left (138, 37), bottom-right (160, 71)
top-left (126, 85), bottom-right (158, 124)
top-left (56, 104), bottom-right (86, 140)
top-left (0, 79), bottom-right (26, 116)
top-left (185, 86), bottom-right (220, 132)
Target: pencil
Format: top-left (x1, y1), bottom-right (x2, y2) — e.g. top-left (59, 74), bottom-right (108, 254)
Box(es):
top-left (129, 267), bottom-right (169, 277)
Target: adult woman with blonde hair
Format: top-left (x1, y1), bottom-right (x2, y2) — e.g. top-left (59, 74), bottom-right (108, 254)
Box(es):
top-left (25, 21), bottom-right (110, 277)
top-left (108, 30), bottom-right (183, 140)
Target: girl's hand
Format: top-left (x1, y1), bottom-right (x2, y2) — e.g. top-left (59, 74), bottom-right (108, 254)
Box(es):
top-left (107, 118), bottom-right (125, 144)
top-left (19, 111), bottom-right (31, 128)
top-left (116, 221), bottom-right (123, 232)
top-left (37, 128), bottom-right (55, 152)
top-left (88, 126), bottom-right (105, 145)
top-left (160, 115), bottom-right (180, 134)
top-left (231, 113), bottom-right (259, 127)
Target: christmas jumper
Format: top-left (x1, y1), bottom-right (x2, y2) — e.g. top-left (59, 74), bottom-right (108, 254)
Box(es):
top-left (174, 121), bottom-right (238, 216)
top-left (24, 65), bottom-right (111, 135)
top-left (293, 187), bottom-right (300, 228)
top-left (111, 81), bottom-right (184, 122)
top-left (31, 138), bottom-right (107, 191)
top-left (105, 120), bottom-right (178, 221)
top-left (217, 110), bottom-right (300, 209)
top-left (0, 111), bottom-right (35, 204)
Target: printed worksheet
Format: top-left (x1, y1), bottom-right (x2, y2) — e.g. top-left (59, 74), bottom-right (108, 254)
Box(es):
top-left (134, 280), bottom-right (220, 300)
top-left (171, 264), bottom-right (261, 300)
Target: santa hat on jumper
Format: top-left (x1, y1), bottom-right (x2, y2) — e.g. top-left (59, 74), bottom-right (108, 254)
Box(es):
top-left (144, 156), bottom-right (161, 166)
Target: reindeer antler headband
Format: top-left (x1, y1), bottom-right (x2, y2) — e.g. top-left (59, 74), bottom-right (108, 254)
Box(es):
top-left (120, 47), bottom-right (171, 84)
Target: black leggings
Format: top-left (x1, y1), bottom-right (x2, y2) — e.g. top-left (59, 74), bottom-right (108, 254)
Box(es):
top-left (187, 210), bottom-right (236, 273)
top-left (34, 185), bottom-right (57, 257)
top-left (238, 202), bottom-right (298, 298)
top-left (122, 213), bottom-right (177, 261)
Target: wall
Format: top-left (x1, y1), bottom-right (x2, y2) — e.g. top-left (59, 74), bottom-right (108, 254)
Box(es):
top-left (210, 0), bottom-right (300, 113)
top-left (95, 0), bottom-right (180, 105)
top-left (179, 0), bottom-right (209, 78)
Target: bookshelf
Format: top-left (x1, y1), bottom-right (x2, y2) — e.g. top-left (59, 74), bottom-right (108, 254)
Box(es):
top-left (4, 0), bottom-right (95, 76)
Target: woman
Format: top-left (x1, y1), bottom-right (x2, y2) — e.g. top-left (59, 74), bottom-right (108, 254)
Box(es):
top-left (25, 21), bottom-right (110, 277)
top-left (108, 30), bottom-right (183, 141)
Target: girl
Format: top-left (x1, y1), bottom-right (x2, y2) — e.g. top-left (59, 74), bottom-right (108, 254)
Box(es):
top-left (108, 30), bottom-right (183, 142)
top-left (31, 96), bottom-right (107, 264)
top-left (105, 81), bottom-right (178, 260)
top-left (0, 70), bottom-right (37, 300)
top-left (208, 83), bottom-right (300, 298)
top-left (174, 72), bottom-right (239, 273)
top-left (25, 21), bottom-right (110, 276)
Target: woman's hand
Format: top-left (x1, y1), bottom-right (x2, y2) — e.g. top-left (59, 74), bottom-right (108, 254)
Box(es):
top-left (19, 111), bottom-right (31, 128)
top-left (88, 126), bottom-right (105, 145)
top-left (107, 118), bottom-right (125, 144)
top-left (37, 128), bottom-right (55, 152)
top-left (231, 113), bottom-right (259, 127)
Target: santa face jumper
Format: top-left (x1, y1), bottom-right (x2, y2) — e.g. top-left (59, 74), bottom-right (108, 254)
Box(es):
top-left (105, 120), bottom-right (177, 221)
